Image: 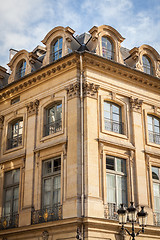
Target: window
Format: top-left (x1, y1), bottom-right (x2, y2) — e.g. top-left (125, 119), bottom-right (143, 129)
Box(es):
top-left (51, 38), bottom-right (63, 62)
top-left (152, 166), bottom-right (160, 225)
top-left (1, 169), bottom-right (20, 229)
top-left (42, 157), bottom-right (61, 210)
top-left (102, 36), bottom-right (114, 60)
top-left (8, 119), bottom-right (23, 149)
top-left (147, 115), bottom-right (160, 144)
top-left (106, 156), bottom-right (127, 220)
top-left (44, 102), bottom-right (62, 136)
top-left (104, 101), bottom-right (123, 134)
top-left (16, 60), bottom-right (26, 80)
top-left (142, 55), bottom-right (153, 75)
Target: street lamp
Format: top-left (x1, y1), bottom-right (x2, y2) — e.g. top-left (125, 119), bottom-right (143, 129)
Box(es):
top-left (117, 202), bottom-right (148, 240)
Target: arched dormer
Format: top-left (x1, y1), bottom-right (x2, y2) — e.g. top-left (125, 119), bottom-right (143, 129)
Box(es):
top-left (8, 50), bottom-right (39, 84)
top-left (41, 26), bottom-right (75, 66)
top-left (88, 25), bottom-right (125, 64)
top-left (127, 45), bottom-right (160, 77)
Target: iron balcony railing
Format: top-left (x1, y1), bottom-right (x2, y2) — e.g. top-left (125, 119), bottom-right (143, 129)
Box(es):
top-left (153, 212), bottom-right (160, 226)
top-left (31, 204), bottom-right (62, 225)
top-left (104, 203), bottom-right (118, 221)
top-left (8, 134), bottom-right (22, 149)
top-left (148, 131), bottom-right (160, 145)
top-left (45, 119), bottom-right (62, 136)
top-left (104, 118), bottom-right (123, 134)
top-left (0, 213), bottom-right (19, 230)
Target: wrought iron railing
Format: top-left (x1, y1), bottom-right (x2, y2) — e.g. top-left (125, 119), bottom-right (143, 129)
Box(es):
top-left (0, 213), bottom-right (19, 230)
top-left (153, 212), bottom-right (160, 226)
top-left (104, 203), bottom-right (118, 220)
top-left (44, 119), bottom-right (62, 136)
top-left (104, 118), bottom-right (123, 134)
top-left (148, 131), bottom-right (160, 145)
top-left (31, 204), bottom-right (62, 225)
top-left (8, 134), bottom-right (22, 149)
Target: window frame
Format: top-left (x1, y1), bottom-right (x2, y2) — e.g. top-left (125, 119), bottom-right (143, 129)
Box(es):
top-left (50, 37), bottom-right (63, 62)
top-left (41, 157), bottom-right (61, 210)
top-left (102, 36), bottom-right (114, 60)
top-left (7, 118), bottom-right (23, 150)
top-left (15, 59), bottom-right (26, 80)
top-left (147, 114), bottom-right (160, 145)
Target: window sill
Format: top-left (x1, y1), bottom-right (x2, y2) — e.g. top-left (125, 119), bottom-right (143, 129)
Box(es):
top-left (3, 145), bottom-right (24, 155)
top-left (146, 141), bottom-right (160, 149)
top-left (101, 129), bottom-right (128, 140)
top-left (40, 130), bottom-right (64, 142)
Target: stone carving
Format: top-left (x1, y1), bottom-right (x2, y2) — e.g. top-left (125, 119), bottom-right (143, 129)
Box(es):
top-left (156, 68), bottom-right (160, 78)
top-left (26, 99), bottom-right (39, 116)
top-left (130, 97), bottom-right (143, 113)
top-left (136, 61), bottom-right (143, 71)
top-left (145, 154), bottom-right (150, 170)
top-left (66, 82), bottom-right (80, 100)
top-left (83, 82), bottom-right (99, 99)
top-left (42, 231), bottom-right (49, 240)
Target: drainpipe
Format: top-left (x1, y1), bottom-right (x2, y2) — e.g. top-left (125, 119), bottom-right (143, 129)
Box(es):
top-left (80, 53), bottom-right (84, 239)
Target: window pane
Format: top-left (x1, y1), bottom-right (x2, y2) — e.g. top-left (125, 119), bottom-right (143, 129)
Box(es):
top-left (5, 172), bottom-right (12, 186)
top-left (13, 199), bottom-right (19, 213)
top-left (104, 102), bottom-right (110, 111)
top-left (43, 161), bottom-right (52, 175)
top-left (53, 158), bottom-right (61, 172)
top-left (117, 158), bottom-right (126, 173)
top-left (4, 202), bottom-right (11, 215)
top-left (152, 167), bottom-right (159, 180)
top-left (13, 169), bottom-right (20, 183)
top-left (43, 178), bottom-right (52, 208)
top-left (106, 174), bottom-right (115, 203)
top-left (117, 176), bottom-right (127, 206)
top-left (5, 189), bottom-right (12, 201)
top-left (112, 113), bottom-right (119, 122)
top-left (147, 115), bottom-right (152, 125)
top-left (106, 157), bottom-right (114, 170)
top-left (112, 105), bottom-right (119, 114)
top-left (53, 176), bottom-right (61, 204)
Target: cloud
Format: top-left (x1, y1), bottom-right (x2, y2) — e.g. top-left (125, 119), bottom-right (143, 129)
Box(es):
top-left (0, 0), bottom-right (160, 69)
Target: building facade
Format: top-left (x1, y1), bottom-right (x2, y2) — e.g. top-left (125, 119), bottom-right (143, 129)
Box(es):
top-left (0, 25), bottom-right (160, 240)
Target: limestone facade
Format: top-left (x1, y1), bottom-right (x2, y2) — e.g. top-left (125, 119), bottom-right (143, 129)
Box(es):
top-left (0, 25), bottom-right (160, 240)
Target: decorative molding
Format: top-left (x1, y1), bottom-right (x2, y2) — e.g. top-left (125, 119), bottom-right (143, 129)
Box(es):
top-left (26, 99), bottom-right (39, 117)
top-left (83, 82), bottom-right (99, 99)
top-left (130, 150), bottom-right (134, 166)
top-left (130, 97), bottom-right (143, 113)
top-left (111, 91), bottom-right (116, 100)
top-left (42, 231), bottom-right (49, 240)
top-left (145, 154), bottom-right (150, 170)
top-left (66, 82), bottom-right (80, 100)
top-left (0, 115), bottom-right (4, 128)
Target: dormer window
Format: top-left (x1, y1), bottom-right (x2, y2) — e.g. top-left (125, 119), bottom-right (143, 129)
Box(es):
top-left (142, 55), bottom-right (153, 75)
top-left (51, 38), bottom-right (63, 62)
top-left (102, 37), bottom-right (114, 60)
top-left (15, 60), bottom-right (26, 80)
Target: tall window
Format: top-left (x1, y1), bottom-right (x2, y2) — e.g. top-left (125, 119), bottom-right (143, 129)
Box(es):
top-left (44, 102), bottom-right (62, 136)
top-left (51, 38), bottom-right (63, 62)
top-left (152, 166), bottom-right (160, 225)
top-left (147, 115), bottom-right (160, 144)
top-left (16, 60), bottom-right (26, 79)
top-left (104, 101), bottom-right (123, 134)
top-left (142, 55), bottom-right (153, 75)
top-left (42, 157), bottom-right (61, 210)
top-left (106, 156), bottom-right (127, 219)
top-left (2, 169), bottom-right (20, 229)
top-left (102, 36), bottom-right (114, 60)
top-left (8, 119), bottom-right (23, 149)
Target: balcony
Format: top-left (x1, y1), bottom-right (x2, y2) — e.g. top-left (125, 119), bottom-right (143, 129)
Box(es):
top-left (104, 203), bottom-right (118, 221)
top-left (44, 119), bottom-right (62, 136)
top-left (153, 212), bottom-right (160, 226)
top-left (104, 118), bottom-right (123, 134)
top-left (31, 204), bottom-right (62, 225)
top-left (0, 213), bottom-right (19, 230)
top-left (8, 134), bottom-right (22, 149)
top-left (148, 131), bottom-right (160, 145)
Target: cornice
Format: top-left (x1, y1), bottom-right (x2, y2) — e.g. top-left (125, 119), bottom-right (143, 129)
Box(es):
top-left (0, 54), bottom-right (79, 102)
top-left (82, 52), bottom-right (160, 92)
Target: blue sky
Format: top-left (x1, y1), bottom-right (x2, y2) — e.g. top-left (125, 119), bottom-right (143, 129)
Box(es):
top-left (0, 0), bottom-right (160, 69)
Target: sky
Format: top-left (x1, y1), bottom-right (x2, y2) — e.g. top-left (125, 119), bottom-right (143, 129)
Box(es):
top-left (0, 0), bottom-right (160, 70)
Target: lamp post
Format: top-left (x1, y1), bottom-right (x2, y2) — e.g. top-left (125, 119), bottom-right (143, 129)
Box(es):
top-left (117, 202), bottom-right (148, 240)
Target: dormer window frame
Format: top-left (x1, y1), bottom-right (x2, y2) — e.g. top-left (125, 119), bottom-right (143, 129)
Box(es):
top-left (101, 36), bottom-right (114, 61)
top-left (142, 54), bottom-right (153, 75)
top-left (50, 37), bottom-right (63, 62)
top-left (15, 59), bottom-right (26, 80)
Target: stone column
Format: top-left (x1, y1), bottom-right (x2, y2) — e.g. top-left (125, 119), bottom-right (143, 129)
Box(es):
top-left (83, 82), bottom-right (104, 218)
top-left (129, 97), bottom-right (148, 207)
top-left (63, 82), bottom-right (81, 218)
top-left (0, 115), bottom-right (4, 156)
top-left (19, 99), bottom-right (39, 226)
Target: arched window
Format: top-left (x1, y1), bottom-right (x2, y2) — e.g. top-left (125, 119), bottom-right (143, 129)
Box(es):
top-left (44, 102), bottom-right (62, 136)
top-left (142, 55), bottom-right (153, 75)
top-left (102, 37), bottom-right (114, 60)
top-left (104, 101), bottom-right (123, 134)
top-left (8, 118), bottom-right (23, 149)
top-left (147, 115), bottom-right (160, 144)
top-left (51, 38), bottom-right (63, 62)
top-left (16, 60), bottom-right (26, 80)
